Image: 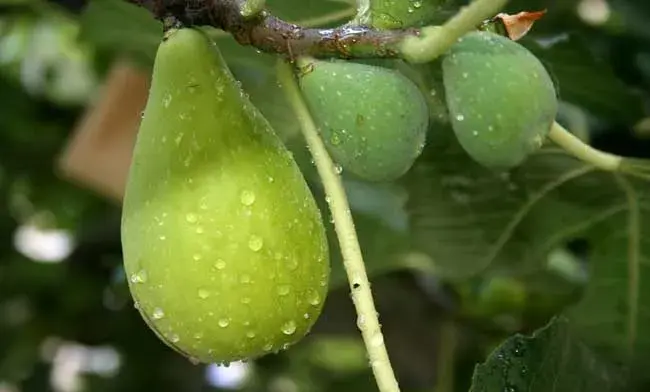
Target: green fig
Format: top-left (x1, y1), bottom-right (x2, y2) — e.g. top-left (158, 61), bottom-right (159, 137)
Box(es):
top-left (298, 58), bottom-right (429, 182)
top-left (442, 31), bottom-right (558, 169)
top-left (121, 28), bottom-right (330, 365)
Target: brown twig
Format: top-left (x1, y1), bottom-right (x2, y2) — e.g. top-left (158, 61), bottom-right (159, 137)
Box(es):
top-left (126, 0), bottom-right (418, 58)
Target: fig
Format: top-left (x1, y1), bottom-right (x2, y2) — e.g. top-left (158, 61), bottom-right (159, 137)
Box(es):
top-left (298, 58), bottom-right (429, 182)
top-left (121, 28), bottom-right (330, 365)
top-left (442, 31), bottom-right (558, 169)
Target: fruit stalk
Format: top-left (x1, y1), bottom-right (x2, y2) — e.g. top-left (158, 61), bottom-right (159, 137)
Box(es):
top-left (400, 0), bottom-right (510, 63)
top-left (277, 59), bottom-right (401, 392)
top-left (548, 121), bottom-right (621, 172)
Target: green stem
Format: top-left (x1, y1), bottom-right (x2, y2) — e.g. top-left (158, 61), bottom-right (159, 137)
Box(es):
top-left (399, 0), bottom-right (510, 63)
top-left (277, 59), bottom-right (401, 392)
top-left (548, 121), bottom-right (622, 172)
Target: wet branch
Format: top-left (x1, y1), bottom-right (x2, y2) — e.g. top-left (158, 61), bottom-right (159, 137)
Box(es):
top-left (126, 0), bottom-right (419, 59)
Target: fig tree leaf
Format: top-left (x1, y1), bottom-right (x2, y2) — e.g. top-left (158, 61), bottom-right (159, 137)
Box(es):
top-left (523, 35), bottom-right (644, 124)
top-left (79, 0), bottom-right (162, 66)
top-left (567, 178), bottom-right (650, 362)
top-left (403, 123), bottom-right (646, 279)
top-left (363, 0), bottom-right (456, 29)
top-left (469, 316), bottom-right (627, 392)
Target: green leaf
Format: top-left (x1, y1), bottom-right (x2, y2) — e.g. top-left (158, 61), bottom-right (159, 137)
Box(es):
top-left (523, 35), bottom-right (644, 124)
top-left (567, 177), bottom-right (650, 362)
top-left (79, 0), bottom-right (162, 66)
top-left (403, 119), bottom-right (642, 279)
top-left (469, 316), bottom-right (627, 392)
top-left (362, 0), bottom-right (456, 29)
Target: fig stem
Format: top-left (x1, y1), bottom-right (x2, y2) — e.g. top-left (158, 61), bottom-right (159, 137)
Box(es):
top-left (400, 0), bottom-right (510, 63)
top-left (548, 121), bottom-right (622, 172)
top-left (277, 59), bottom-right (401, 392)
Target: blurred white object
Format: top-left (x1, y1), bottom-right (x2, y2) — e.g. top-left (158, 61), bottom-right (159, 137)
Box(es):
top-left (14, 223), bottom-right (74, 263)
top-left (205, 361), bottom-right (252, 390)
top-left (577, 0), bottom-right (611, 26)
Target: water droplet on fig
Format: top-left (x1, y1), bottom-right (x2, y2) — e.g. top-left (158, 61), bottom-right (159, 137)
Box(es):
top-left (277, 285), bottom-right (291, 296)
top-left (218, 318), bottom-right (230, 328)
top-left (152, 308), bottom-right (165, 320)
top-left (240, 190), bottom-right (256, 206)
top-left (215, 259), bottom-right (226, 270)
top-left (130, 269), bottom-right (148, 284)
top-left (248, 235), bottom-right (263, 251)
top-left (308, 290), bottom-right (321, 306)
top-left (281, 320), bottom-right (297, 335)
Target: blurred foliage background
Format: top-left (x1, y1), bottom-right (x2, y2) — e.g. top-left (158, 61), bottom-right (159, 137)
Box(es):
top-left (1, 0), bottom-right (650, 391)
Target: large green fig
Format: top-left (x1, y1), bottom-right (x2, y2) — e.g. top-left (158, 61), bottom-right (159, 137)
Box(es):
top-left (298, 58), bottom-right (429, 182)
top-left (121, 28), bottom-right (330, 365)
top-left (442, 31), bottom-right (558, 169)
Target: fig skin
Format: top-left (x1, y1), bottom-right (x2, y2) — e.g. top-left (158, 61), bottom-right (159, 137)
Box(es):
top-left (442, 31), bottom-right (558, 170)
top-left (121, 28), bottom-right (330, 365)
top-left (298, 58), bottom-right (429, 182)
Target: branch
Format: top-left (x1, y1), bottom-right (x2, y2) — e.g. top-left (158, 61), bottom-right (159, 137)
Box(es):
top-left (127, 0), bottom-right (418, 59)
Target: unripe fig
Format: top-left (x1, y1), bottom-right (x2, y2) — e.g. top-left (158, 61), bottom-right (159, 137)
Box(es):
top-left (442, 31), bottom-right (558, 169)
top-left (298, 58), bottom-right (429, 182)
top-left (121, 28), bottom-right (330, 365)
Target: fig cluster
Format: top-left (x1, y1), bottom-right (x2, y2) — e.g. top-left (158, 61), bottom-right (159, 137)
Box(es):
top-left (121, 27), bottom-right (558, 366)
top-left (297, 31), bottom-right (557, 175)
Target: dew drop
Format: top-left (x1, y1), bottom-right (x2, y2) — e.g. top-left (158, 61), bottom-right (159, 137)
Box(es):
top-left (163, 94), bottom-right (172, 108)
top-left (277, 285), bottom-right (291, 296)
top-left (170, 334), bottom-right (180, 343)
top-left (248, 235), bottom-right (263, 251)
top-left (185, 213), bottom-right (198, 223)
top-left (240, 190), bottom-right (256, 206)
top-left (130, 269), bottom-right (148, 284)
top-left (263, 343), bottom-right (273, 352)
top-left (456, 114), bottom-right (465, 121)
top-left (193, 254), bottom-right (202, 261)
top-left (241, 297), bottom-right (251, 304)
top-left (195, 227), bottom-right (204, 234)
top-left (189, 357), bottom-right (201, 365)
top-left (159, 235), bottom-right (166, 241)
top-left (330, 133), bottom-right (341, 146)
top-left (308, 290), bottom-right (321, 306)
top-left (303, 313), bottom-right (310, 319)
top-left (240, 274), bottom-right (251, 284)
top-left (334, 165), bottom-right (343, 174)
top-left (198, 289), bottom-right (210, 299)
top-left (281, 320), bottom-right (297, 335)
top-left (152, 308), bottom-right (165, 320)
top-left (287, 258), bottom-right (299, 271)
top-left (246, 331), bottom-right (256, 339)
top-left (215, 259), bottom-right (226, 270)
top-left (218, 318), bottom-right (230, 328)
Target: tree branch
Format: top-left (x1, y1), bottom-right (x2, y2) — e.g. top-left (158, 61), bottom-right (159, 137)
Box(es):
top-left (127, 0), bottom-right (418, 59)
